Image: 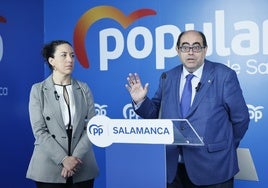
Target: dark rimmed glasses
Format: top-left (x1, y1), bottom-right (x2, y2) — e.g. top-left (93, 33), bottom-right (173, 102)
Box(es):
top-left (179, 45), bottom-right (205, 53)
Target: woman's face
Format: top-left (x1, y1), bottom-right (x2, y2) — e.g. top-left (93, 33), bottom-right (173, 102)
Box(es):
top-left (48, 43), bottom-right (75, 76)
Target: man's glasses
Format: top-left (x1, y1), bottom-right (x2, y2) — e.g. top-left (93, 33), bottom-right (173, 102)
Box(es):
top-left (179, 45), bottom-right (205, 53)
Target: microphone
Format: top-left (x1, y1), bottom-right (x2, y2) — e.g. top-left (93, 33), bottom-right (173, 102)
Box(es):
top-left (54, 91), bottom-right (60, 100)
top-left (159, 72), bottom-right (166, 119)
top-left (161, 72), bottom-right (167, 79)
top-left (195, 82), bottom-right (201, 92)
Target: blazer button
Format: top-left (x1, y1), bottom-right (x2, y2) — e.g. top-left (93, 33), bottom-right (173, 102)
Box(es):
top-left (46, 116), bottom-right (50, 120)
top-left (52, 135), bottom-right (55, 138)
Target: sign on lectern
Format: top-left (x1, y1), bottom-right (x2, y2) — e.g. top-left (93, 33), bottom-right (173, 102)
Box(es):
top-left (86, 115), bottom-right (204, 147)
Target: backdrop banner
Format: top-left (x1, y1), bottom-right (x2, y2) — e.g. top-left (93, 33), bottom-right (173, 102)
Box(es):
top-left (43, 1), bottom-right (267, 187)
top-left (1, 0), bottom-right (266, 187)
top-left (0, 0), bottom-right (43, 187)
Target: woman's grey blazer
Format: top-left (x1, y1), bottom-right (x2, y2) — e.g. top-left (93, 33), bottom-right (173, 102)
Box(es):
top-left (26, 75), bottom-right (99, 183)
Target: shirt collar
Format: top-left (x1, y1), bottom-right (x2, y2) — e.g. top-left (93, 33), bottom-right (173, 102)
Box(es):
top-left (182, 62), bottom-right (204, 79)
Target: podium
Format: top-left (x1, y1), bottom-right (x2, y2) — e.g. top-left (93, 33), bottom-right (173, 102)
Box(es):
top-left (87, 115), bottom-right (203, 188)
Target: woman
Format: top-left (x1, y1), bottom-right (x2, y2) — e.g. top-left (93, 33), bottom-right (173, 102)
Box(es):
top-left (26, 40), bottom-right (99, 188)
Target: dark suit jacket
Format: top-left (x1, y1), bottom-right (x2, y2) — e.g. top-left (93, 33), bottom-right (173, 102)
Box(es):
top-left (135, 59), bottom-right (249, 186)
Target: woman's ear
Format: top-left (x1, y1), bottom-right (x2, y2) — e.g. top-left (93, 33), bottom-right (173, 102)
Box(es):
top-left (48, 57), bottom-right (54, 66)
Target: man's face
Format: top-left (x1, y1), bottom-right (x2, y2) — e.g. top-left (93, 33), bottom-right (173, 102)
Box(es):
top-left (177, 31), bottom-right (207, 73)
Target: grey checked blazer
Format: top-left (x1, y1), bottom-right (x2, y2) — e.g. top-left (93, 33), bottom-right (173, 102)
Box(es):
top-left (26, 75), bottom-right (99, 183)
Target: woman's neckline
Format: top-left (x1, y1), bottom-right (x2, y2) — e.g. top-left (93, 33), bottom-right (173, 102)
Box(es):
top-left (54, 83), bottom-right (71, 86)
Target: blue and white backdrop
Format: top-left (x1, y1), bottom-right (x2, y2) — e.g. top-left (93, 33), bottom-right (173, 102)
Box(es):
top-left (0, 0), bottom-right (267, 187)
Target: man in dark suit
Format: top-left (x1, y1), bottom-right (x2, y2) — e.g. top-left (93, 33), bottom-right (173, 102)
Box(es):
top-left (125, 30), bottom-right (250, 188)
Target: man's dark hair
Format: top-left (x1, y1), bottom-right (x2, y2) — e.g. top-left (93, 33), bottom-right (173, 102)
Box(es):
top-left (176, 30), bottom-right (207, 48)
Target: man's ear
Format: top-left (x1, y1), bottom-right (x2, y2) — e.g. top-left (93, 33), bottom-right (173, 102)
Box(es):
top-left (176, 46), bottom-right (180, 53)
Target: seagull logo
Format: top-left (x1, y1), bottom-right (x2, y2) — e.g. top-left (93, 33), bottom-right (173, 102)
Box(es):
top-left (73, 6), bottom-right (156, 68)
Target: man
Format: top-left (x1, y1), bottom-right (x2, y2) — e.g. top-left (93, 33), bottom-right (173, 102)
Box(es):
top-left (125, 30), bottom-right (249, 188)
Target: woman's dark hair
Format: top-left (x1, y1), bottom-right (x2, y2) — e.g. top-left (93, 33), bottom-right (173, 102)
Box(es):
top-left (176, 30), bottom-right (207, 48)
top-left (42, 40), bottom-right (72, 70)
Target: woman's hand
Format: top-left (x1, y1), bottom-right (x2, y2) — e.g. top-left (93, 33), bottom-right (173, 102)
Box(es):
top-left (61, 156), bottom-right (82, 178)
top-left (61, 167), bottom-right (74, 179)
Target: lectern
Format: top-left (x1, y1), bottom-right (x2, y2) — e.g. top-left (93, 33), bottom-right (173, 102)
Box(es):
top-left (87, 116), bottom-right (203, 188)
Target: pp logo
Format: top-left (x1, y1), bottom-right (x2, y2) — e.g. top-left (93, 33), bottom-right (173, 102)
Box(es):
top-left (0, 35), bottom-right (3, 62)
top-left (247, 104), bottom-right (263, 122)
top-left (88, 124), bottom-right (104, 136)
top-left (123, 103), bottom-right (140, 119)
top-left (87, 115), bottom-right (112, 147)
top-left (0, 16), bottom-right (7, 62)
top-left (95, 103), bottom-right (108, 116)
